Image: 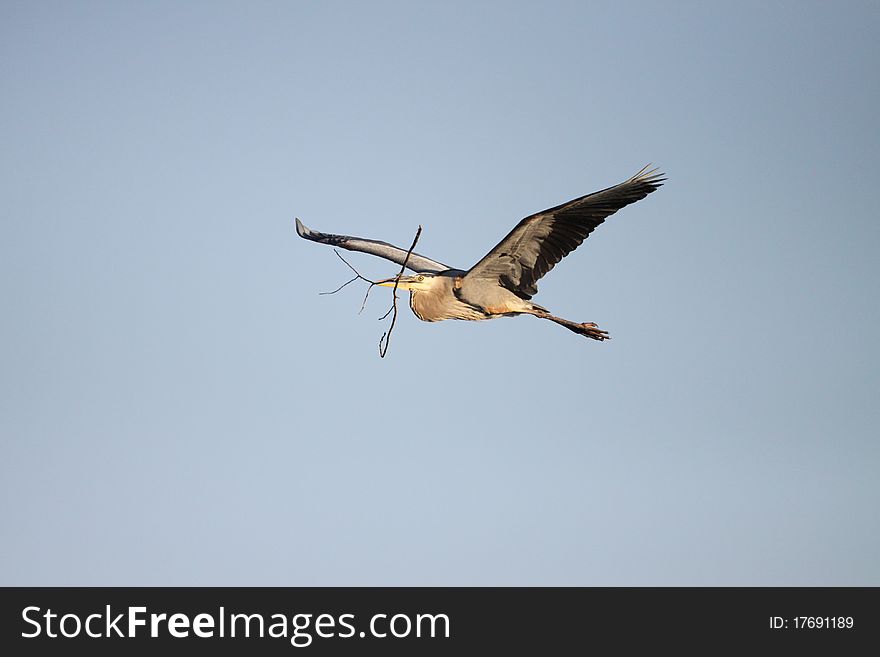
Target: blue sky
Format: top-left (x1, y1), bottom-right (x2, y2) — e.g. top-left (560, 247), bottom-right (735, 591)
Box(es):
top-left (2, 0), bottom-right (878, 585)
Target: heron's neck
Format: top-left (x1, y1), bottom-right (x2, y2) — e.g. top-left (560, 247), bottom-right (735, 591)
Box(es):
top-left (408, 278), bottom-right (449, 321)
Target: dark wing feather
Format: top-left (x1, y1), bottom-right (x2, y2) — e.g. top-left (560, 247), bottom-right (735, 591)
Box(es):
top-left (296, 218), bottom-right (452, 273)
top-left (463, 166), bottom-right (665, 299)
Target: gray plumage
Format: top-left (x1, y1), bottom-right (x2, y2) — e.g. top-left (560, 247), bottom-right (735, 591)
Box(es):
top-left (295, 218), bottom-right (449, 273)
top-left (296, 166), bottom-right (665, 340)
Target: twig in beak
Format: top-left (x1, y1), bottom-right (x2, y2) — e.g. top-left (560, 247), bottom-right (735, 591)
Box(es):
top-left (379, 225), bottom-right (422, 358)
top-left (319, 250), bottom-right (378, 314)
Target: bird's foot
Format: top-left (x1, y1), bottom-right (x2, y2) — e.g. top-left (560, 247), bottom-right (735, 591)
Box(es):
top-left (578, 322), bottom-right (610, 341)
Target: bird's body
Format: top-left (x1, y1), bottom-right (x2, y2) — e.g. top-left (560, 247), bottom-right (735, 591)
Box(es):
top-left (401, 271), bottom-right (481, 322)
top-left (297, 166), bottom-right (664, 341)
top-left (395, 270), bottom-right (536, 321)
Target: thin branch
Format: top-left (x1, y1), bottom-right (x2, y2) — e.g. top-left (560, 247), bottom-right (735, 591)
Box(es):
top-left (319, 250), bottom-right (378, 314)
top-left (319, 250), bottom-right (372, 294)
top-left (316, 229), bottom-right (422, 358)
top-left (379, 225), bottom-right (422, 358)
top-left (319, 274), bottom-right (359, 296)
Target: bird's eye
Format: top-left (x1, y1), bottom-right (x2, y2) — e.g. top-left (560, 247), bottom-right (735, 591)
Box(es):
top-left (417, 276), bottom-right (424, 281)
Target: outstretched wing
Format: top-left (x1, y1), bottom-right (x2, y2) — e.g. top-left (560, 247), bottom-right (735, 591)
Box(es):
top-left (295, 218), bottom-right (452, 273)
top-left (462, 166), bottom-right (665, 299)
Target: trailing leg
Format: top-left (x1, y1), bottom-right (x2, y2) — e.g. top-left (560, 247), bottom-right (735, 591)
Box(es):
top-left (533, 311), bottom-right (610, 341)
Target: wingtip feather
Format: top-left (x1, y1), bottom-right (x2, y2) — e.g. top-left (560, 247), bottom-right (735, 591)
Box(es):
top-left (630, 164), bottom-right (666, 187)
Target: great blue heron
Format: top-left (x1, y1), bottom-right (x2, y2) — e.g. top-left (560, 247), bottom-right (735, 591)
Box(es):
top-left (296, 166), bottom-right (664, 340)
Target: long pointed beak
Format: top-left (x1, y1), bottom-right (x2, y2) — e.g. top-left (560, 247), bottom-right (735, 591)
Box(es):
top-left (376, 275), bottom-right (417, 289)
top-left (376, 276), bottom-right (409, 290)
top-left (376, 277), bottom-right (400, 288)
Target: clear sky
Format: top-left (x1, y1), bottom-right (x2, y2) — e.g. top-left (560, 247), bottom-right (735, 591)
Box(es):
top-left (2, 1), bottom-right (878, 585)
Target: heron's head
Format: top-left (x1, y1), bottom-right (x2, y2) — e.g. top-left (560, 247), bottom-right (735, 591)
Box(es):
top-left (376, 273), bottom-right (436, 292)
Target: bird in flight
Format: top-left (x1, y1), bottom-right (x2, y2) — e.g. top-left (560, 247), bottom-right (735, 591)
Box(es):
top-left (296, 166), bottom-right (664, 341)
